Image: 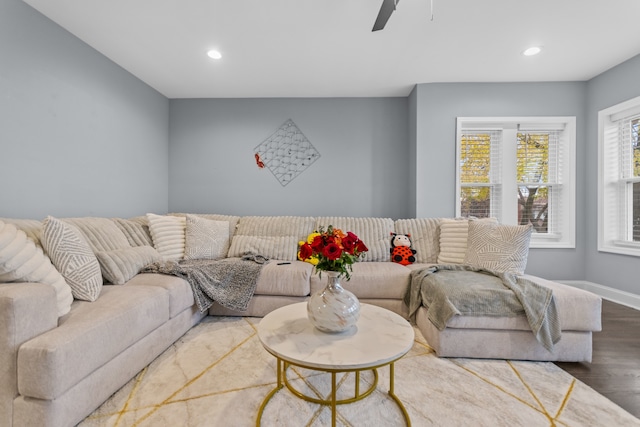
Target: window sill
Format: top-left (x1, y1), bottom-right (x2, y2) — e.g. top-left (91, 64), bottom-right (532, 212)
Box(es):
top-left (598, 241), bottom-right (640, 257)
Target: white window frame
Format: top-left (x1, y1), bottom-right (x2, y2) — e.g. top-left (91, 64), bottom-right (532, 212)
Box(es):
top-left (598, 96), bottom-right (640, 257)
top-left (456, 117), bottom-right (576, 249)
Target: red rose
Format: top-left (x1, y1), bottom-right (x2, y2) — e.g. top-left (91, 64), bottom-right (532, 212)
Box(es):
top-left (299, 243), bottom-right (313, 260)
top-left (341, 233), bottom-right (357, 254)
top-left (323, 243), bottom-right (342, 260)
top-left (310, 235), bottom-right (324, 251)
top-left (355, 240), bottom-right (368, 253)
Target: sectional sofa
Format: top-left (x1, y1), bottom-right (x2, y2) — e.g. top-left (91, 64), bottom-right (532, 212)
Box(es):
top-left (0, 213), bottom-right (601, 427)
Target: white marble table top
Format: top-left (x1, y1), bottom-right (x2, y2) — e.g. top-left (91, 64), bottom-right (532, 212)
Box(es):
top-left (257, 302), bottom-right (415, 370)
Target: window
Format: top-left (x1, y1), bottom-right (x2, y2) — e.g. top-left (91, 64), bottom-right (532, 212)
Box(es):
top-left (456, 117), bottom-right (576, 248)
top-left (598, 96), bottom-right (640, 256)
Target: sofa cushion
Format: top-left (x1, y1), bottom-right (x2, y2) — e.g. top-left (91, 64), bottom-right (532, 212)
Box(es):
top-left (124, 273), bottom-right (194, 318)
top-left (254, 260), bottom-right (312, 296)
top-left (147, 213), bottom-right (186, 261)
top-left (0, 221), bottom-right (73, 317)
top-left (64, 217), bottom-right (132, 253)
top-left (112, 217), bottom-right (154, 247)
top-left (394, 218), bottom-right (441, 264)
top-left (443, 276), bottom-right (602, 332)
top-left (228, 216), bottom-right (315, 261)
top-left (464, 221), bottom-right (533, 274)
top-left (41, 216), bottom-right (103, 302)
top-left (17, 284), bottom-right (170, 400)
top-left (184, 214), bottom-right (230, 260)
top-left (309, 262), bottom-right (411, 299)
top-left (95, 246), bottom-right (163, 285)
top-left (315, 217), bottom-right (394, 262)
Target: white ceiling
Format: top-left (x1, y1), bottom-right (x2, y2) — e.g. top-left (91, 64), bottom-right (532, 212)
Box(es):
top-left (22, 0), bottom-right (640, 99)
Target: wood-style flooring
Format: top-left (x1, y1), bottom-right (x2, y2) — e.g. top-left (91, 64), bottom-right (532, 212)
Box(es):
top-left (555, 299), bottom-right (640, 419)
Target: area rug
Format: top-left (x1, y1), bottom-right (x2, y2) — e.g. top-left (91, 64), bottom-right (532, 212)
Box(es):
top-left (79, 316), bottom-right (640, 426)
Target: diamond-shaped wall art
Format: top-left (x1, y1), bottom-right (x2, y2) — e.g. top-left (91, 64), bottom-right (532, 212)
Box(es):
top-left (254, 119), bottom-right (321, 186)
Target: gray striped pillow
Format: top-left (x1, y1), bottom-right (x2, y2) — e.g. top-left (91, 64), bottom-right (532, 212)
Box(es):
top-left (42, 216), bottom-right (103, 302)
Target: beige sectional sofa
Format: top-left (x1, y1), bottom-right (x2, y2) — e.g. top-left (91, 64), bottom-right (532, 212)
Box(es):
top-left (0, 214), bottom-right (602, 427)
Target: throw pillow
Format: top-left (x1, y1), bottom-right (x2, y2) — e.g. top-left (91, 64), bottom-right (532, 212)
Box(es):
top-left (464, 221), bottom-right (533, 275)
top-left (96, 246), bottom-right (163, 285)
top-left (184, 214), bottom-right (230, 260)
top-left (146, 213), bottom-right (186, 261)
top-left (437, 217), bottom-right (498, 264)
top-left (0, 220), bottom-right (73, 316)
top-left (41, 216), bottom-right (103, 302)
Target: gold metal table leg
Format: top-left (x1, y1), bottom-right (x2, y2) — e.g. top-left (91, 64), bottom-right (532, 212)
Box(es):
top-left (331, 371), bottom-right (337, 427)
top-left (388, 362), bottom-right (412, 427)
top-left (256, 358), bottom-right (284, 427)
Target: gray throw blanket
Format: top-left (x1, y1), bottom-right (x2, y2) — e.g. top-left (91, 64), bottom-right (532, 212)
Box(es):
top-left (404, 264), bottom-right (561, 352)
top-left (141, 255), bottom-right (266, 313)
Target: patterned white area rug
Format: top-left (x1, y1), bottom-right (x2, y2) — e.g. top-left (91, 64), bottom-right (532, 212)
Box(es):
top-left (79, 316), bottom-right (640, 427)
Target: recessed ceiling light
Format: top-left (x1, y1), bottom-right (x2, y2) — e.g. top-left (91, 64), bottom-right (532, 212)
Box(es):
top-left (523, 46), bottom-right (542, 56)
top-left (207, 50), bottom-right (222, 60)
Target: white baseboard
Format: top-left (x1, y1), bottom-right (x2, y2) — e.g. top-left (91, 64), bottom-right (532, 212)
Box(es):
top-left (557, 280), bottom-right (640, 311)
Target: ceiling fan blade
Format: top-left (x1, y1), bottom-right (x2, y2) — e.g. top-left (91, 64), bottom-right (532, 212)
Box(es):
top-left (372, 0), bottom-right (399, 32)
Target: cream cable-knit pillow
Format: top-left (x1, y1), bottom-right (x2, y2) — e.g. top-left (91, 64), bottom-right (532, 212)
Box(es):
top-left (146, 213), bottom-right (186, 261)
top-left (0, 220), bottom-right (73, 316)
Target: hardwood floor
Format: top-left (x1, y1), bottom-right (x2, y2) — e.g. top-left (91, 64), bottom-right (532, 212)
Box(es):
top-left (555, 299), bottom-right (640, 419)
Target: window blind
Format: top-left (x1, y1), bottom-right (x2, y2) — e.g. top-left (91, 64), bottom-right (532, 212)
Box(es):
top-left (459, 130), bottom-right (501, 220)
top-left (516, 130), bottom-right (562, 235)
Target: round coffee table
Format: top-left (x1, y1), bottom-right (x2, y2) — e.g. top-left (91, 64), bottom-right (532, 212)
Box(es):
top-left (256, 302), bottom-right (414, 426)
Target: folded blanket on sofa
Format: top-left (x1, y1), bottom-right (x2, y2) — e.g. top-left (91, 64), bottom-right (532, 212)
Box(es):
top-left (142, 255), bottom-right (265, 313)
top-left (405, 264), bottom-right (561, 352)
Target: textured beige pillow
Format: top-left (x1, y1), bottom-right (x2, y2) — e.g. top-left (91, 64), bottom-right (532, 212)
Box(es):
top-left (437, 218), bottom-right (498, 264)
top-left (0, 220), bottom-right (73, 316)
top-left (41, 216), bottom-right (103, 302)
top-left (146, 213), bottom-right (186, 261)
top-left (96, 246), bottom-right (162, 285)
top-left (184, 215), bottom-right (230, 260)
top-left (464, 221), bottom-right (533, 275)
top-left (394, 218), bottom-right (441, 264)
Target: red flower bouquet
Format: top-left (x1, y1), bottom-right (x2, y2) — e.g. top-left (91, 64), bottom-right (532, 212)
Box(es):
top-left (298, 225), bottom-right (368, 280)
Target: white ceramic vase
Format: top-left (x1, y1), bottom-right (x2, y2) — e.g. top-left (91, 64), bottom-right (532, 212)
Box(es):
top-left (307, 271), bottom-right (360, 333)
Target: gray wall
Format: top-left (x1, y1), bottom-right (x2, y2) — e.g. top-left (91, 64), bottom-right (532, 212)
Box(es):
top-left (0, 0), bottom-right (169, 219)
top-left (584, 54), bottom-right (640, 295)
top-left (3, 0), bottom-right (638, 295)
top-left (168, 98), bottom-right (410, 218)
top-left (413, 82), bottom-right (588, 280)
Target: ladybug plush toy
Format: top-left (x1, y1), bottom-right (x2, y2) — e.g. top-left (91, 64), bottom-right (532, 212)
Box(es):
top-left (390, 233), bottom-right (416, 266)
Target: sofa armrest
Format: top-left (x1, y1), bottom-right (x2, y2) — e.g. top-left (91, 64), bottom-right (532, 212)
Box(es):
top-left (0, 282), bottom-right (58, 427)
